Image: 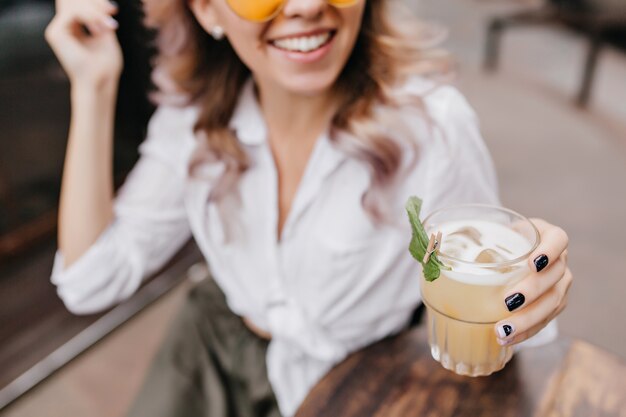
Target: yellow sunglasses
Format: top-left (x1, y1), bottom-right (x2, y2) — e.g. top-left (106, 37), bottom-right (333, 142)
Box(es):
top-left (226, 0), bottom-right (360, 22)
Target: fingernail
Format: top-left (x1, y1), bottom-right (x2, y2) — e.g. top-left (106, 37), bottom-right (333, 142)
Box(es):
top-left (104, 16), bottom-right (118, 29)
top-left (534, 254), bottom-right (549, 272)
top-left (505, 293), bottom-right (525, 312)
top-left (497, 323), bottom-right (515, 339)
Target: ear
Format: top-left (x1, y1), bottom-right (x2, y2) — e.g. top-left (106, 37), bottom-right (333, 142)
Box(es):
top-left (188, 0), bottom-right (221, 33)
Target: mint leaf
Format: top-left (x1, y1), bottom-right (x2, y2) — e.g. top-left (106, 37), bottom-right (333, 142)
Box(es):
top-left (405, 196), bottom-right (451, 281)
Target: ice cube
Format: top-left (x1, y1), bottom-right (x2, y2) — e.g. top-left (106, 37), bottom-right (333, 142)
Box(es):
top-left (474, 248), bottom-right (513, 273)
top-left (441, 246), bottom-right (462, 259)
top-left (475, 248), bottom-right (508, 263)
top-left (449, 226), bottom-right (482, 245)
top-left (439, 235), bottom-right (466, 258)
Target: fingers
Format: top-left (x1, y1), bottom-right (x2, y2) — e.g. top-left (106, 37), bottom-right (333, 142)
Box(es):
top-left (45, 1), bottom-right (124, 83)
top-left (46, 1), bottom-right (118, 43)
top-left (99, 0), bottom-right (119, 14)
top-left (56, 0), bottom-right (118, 14)
top-left (492, 219), bottom-right (571, 346)
top-left (92, 0), bottom-right (119, 29)
top-left (75, 7), bottom-right (119, 36)
top-left (503, 254), bottom-right (567, 313)
top-left (527, 218), bottom-right (568, 273)
top-left (495, 267), bottom-right (573, 345)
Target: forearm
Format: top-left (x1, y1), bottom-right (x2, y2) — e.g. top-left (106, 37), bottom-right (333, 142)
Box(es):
top-left (58, 82), bottom-right (118, 267)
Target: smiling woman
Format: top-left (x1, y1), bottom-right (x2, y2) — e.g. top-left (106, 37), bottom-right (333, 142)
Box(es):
top-left (143, 0), bottom-right (449, 223)
top-left (43, 0), bottom-right (572, 416)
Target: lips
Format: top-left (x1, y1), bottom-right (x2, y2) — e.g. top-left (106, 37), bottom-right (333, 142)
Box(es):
top-left (268, 28), bottom-right (337, 51)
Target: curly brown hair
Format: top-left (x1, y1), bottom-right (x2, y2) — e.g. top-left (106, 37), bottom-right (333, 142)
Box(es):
top-left (143, 0), bottom-right (450, 222)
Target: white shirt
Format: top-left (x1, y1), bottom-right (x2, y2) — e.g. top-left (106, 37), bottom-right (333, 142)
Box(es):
top-left (51, 77), bottom-right (555, 416)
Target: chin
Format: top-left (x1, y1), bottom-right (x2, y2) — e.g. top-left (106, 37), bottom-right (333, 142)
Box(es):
top-left (277, 71), bottom-right (341, 97)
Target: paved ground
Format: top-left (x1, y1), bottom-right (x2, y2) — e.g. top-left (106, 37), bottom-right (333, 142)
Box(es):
top-left (3, 0), bottom-right (625, 415)
top-left (2, 280), bottom-right (192, 417)
top-left (410, 0), bottom-right (626, 359)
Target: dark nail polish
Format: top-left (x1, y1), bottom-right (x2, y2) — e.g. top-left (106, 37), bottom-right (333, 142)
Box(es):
top-left (497, 324), bottom-right (514, 338)
top-left (534, 254), bottom-right (549, 272)
top-left (505, 293), bottom-right (525, 312)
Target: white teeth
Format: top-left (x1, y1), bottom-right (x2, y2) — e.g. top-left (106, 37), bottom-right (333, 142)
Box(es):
top-left (272, 32), bottom-right (331, 53)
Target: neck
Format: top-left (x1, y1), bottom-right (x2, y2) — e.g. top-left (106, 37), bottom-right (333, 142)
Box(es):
top-left (253, 77), bottom-right (338, 143)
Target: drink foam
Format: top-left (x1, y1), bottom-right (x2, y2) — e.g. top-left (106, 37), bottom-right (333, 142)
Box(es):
top-left (432, 220), bottom-right (532, 286)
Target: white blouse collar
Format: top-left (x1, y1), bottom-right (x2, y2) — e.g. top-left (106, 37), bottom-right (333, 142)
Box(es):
top-left (228, 78), bottom-right (268, 147)
top-left (227, 77), bottom-right (350, 182)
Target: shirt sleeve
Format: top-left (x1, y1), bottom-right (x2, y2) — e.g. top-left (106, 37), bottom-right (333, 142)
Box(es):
top-left (50, 105), bottom-right (198, 315)
top-left (516, 320), bottom-right (558, 350)
top-left (420, 85), bottom-right (501, 215)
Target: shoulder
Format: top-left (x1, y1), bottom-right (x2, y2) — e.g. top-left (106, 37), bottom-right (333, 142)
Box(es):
top-left (391, 76), bottom-right (487, 151)
top-left (394, 76), bottom-right (478, 130)
top-left (145, 104), bottom-right (200, 145)
top-left (388, 76), bottom-right (487, 167)
top-left (391, 76), bottom-right (500, 211)
top-left (139, 104), bottom-right (201, 175)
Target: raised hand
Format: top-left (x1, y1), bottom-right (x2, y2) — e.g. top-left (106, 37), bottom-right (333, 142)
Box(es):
top-left (45, 0), bottom-right (123, 88)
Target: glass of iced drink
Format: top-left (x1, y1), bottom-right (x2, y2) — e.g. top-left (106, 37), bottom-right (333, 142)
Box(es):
top-left (420, 204), bottom-right (539, 376)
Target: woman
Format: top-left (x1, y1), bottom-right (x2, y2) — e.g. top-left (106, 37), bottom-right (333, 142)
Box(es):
top-left (45, 0), bottom-right (572, 416)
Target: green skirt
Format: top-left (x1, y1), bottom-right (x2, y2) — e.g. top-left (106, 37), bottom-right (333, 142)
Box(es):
top-left (126, 276), bottom-right (281, 417)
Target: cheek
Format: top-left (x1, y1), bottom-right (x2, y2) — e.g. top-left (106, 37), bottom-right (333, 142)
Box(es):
top-left (222, 26), bottom-right (269, 72)
top-left (336, 8), bottom-right (365, 59)
top-left (227, 33), bottom-right (266, 69)
top-left (229, 38), bottom-right (270, 78)
top-left (344, 8), bottom-right (365, 42)
top-left (213, 5), bottom-right (268, 69)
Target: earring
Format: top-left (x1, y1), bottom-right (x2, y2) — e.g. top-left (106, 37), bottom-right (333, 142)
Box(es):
top-left (210, 26), bottom-right (225, 40)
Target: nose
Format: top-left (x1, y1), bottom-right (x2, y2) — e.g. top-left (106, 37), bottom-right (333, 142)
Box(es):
top-left (281, 0), bottom-right (326, 20)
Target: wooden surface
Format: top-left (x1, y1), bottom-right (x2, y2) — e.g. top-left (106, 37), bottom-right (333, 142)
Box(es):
top-left (295, 327), bottom-right (626, 417)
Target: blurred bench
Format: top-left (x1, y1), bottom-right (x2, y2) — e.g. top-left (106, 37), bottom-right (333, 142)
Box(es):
top-left (484, 0), bottom-right (626, 107)
top-left (0, 0), bottom-right (164, 409)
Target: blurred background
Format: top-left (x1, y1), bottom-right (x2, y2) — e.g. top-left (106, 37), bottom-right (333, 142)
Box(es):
top-left (0, 0), bottom-right (625, 415)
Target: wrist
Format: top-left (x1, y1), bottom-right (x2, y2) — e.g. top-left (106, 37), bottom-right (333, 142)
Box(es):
top-left (71, 77), bottom-right (119, 101)
top-left (70, 79), bottom-right (119, 133)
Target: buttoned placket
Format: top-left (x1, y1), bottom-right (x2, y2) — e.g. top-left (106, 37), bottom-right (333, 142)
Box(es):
top-left (261, 129), bottom-right (348, 310)
top-left (227, 78), bottom-right (350, 354)
top-left (263, 139), bottom-right (286, 309)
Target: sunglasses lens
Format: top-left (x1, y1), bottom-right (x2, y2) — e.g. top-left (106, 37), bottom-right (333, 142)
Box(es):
top-left (226, 0), bottom-right (360, 22)
top-left (327, 0), bottom-right (359, 6)
top-left (226, 0), bottom-right (284, 22)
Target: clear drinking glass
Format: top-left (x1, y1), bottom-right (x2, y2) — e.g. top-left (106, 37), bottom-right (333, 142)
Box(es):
top-left (420, 204), bottom-right (540, 376)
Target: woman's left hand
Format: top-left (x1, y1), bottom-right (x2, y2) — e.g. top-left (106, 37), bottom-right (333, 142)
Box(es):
top-left (494, 218), bottom-right (573, 346)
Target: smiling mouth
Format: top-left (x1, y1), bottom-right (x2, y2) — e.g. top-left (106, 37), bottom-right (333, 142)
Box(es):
top-left (269, 30), bottom-right (336, 53)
